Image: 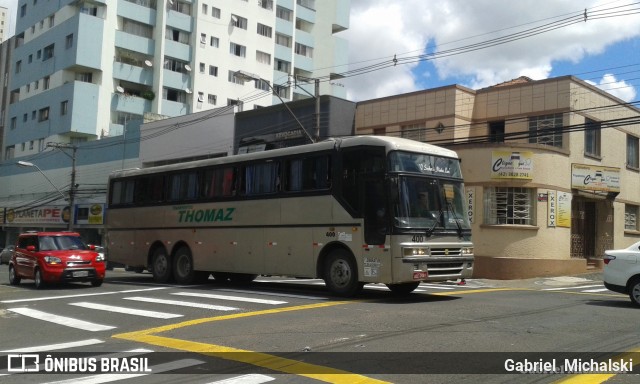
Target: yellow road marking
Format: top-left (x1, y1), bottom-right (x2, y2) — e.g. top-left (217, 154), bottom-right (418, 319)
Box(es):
top-left (553, 349), bottom-right (640, 384)
top-left (113, 301), bottom-right (391, 384)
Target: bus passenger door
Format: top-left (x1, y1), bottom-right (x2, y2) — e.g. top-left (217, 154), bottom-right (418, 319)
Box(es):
top-left (364, 179), bottom-right (388, 245)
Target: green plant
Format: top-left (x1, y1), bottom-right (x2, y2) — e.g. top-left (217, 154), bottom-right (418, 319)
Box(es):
top-left (141, 90), bottom-right (155, 101)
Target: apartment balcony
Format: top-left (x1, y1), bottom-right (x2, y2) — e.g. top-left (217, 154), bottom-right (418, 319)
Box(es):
top-left (161, 98), bottom-right (191, 117)
top-left (166, 8), bottom-right (193, 32)
top-left (115, 30), bottom-right (155, 56)
top-left (113, 61), bottom-right (154, 86)
top-left (118, 0), bottom-right (156, 25)
top-left (112, 92), bottom-right (152, 116)
top-left (296, 3), bottom-right (316, 23)
top-left (164, 39), bottom-right (192, 63)
top-left (163, 69), bottom-right (191, 90)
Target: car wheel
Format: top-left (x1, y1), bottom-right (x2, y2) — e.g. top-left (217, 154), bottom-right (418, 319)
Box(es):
top-left (91, 279), bottom-right (103, 287)
top-left (151, 248), bottom-right (172, 283)
top-left (323, 249), bottom-right (363, 297)
top-left (9, 265), bottom-right (21, 285)
top-left (628, 277), bottom-right (640, 307)
top-left (34, 269), bottom-right (46, 289)
top-left (173, 247), bottom-right (195, 285)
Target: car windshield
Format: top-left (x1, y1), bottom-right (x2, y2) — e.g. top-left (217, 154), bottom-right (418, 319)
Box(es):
top-left (39, 236), bottom-right (88, 251)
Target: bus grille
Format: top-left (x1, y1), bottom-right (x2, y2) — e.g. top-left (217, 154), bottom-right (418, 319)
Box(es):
top-left (426, 262), bottom-right (464, 276)
top-left (429, 247), bottom-right (463, 257)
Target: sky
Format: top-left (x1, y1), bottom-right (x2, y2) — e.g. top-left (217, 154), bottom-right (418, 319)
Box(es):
top-left (0, 1), bottom-right (637, 103)
top-left (341, 0), bottom-right (640, 102)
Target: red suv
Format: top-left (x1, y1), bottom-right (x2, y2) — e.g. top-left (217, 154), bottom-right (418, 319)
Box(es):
top-left (8, 232), bottom-right (105, 289)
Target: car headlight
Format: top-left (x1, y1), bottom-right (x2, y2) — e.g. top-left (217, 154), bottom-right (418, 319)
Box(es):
top-left (461, 247), bottom-right (474, 256)
top-left (403, 247), bottom-right (431, 257)
top-left (44, 256), bottom-right (62, 264)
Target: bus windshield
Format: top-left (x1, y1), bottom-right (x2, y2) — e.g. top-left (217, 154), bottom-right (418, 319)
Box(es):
top-left (393, 176), bottom-right (470, 233)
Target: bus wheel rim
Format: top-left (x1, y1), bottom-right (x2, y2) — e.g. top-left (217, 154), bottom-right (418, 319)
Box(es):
top-left (331, 260), bottom-right (351, 287)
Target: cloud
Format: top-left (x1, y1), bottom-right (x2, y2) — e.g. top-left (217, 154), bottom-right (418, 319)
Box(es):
top-left (343, 0), bottom-right (640, 101)
top-left (586, 74), bottom-right (637, 102)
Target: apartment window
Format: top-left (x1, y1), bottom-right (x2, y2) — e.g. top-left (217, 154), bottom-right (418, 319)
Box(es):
top-left (34, 80), bottom-right (39, 89)
top-left (231, 15), bottom-right (247, 30)
top-left (211, 7), bottom-right (220, 18)
top-left (197, 92), bottom-right (204, 103)
top-left (274, 84), bottom-right (289, 99)
top-left (584, 118), bottom-right (601, 157)
top-left (80, 5), bottom-right (98, 16)
top-left (31, 110), bottom-right (36, 120)
top-left (227, 98), bottom-right (244, 112)
top-left (297, 0), bottom-right (315, 10)
top-left (228, 71), bottom-right (245, 85)
top-left (208, 94), bottom-right (217, 105)
top-left (210, 36), bottom-right (219, 47)
top-left (484, 187), bottom-right (535, 225)
top-left (61, 100), bottom-right (68, 116)
top-left (169, 1), bottom-right (191, 16)
top-left (489, 121), bottom-right (505, 142)
top-left (29, 140), bottom-right (34, 150)
top-left (400, 124), bottom-right (426, 142)
top-left (10, 117), bottom-right (16, 130)
top-left (276, 6), bottom-right (292, 21)
top-left (165, 27), bottom-right (190, 44)
top-left (295, 43), bottom-right (313, 58)
top-left (15, 60), bottom-right (21, 73)
top-left (202, 4), bottom-right (208, 14)
top-left (255, 79), bottom-right (270, 91)
top-left (275, 33), bottom-right (292, 48)
top-left (48, 15), bottom-right (55, 27)
top-left (529, 113), bottom-right (563, 148)
top-left (257, 23), bottom-right (272, 38)
top-left (65, 34), bottom-right (73, 49)
top-left (28, 54), bottom-right (32, 63)
top-left (20, 5), bottom-right (26, 17)
top-left (200, 33), bottom-right (206, 44)
top-left (209, 65), bottom-right (218, 76)
top-left (23, 113), bottom-right (27, 122)
top-left (37, 49), bottom-right (41, 59)
top-left (627, 135), bottom-right (639, 169)
top-left (43, 43), bottom-right (55, 60)
top-left (76, 73), bottom-right (93, 83)
top-left (38, 107), bottom-right (50, 122)
top-left (26, 83), bottom-right (30, 93)
top-left (43, 76), bottom-right (50, 90)
top-left (38, 139), bottom-right (44, 152)
top-left (256, 50), bottom-right (271, 65)
top-left (163, 87), bottom-right (187, 103)
top-left (259, 0), bottom-right (274, 10)
top-left (199, 62), bottom-right (205, 73)
top-left (626, 205), bottom-right (639, 231)
top-left (124, 19), bottom-right (153, 39)
top-left (274, 59), bottom-right (291, 73)
top-left (229, 42), bottom-right (246, 57)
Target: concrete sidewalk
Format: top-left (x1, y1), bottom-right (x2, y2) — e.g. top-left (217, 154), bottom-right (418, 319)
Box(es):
top-left (450, 272), bottom-right (604, 290)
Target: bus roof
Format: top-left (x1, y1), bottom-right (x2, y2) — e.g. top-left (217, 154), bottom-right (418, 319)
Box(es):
top-left (110, 135), bottom-right (459, 179)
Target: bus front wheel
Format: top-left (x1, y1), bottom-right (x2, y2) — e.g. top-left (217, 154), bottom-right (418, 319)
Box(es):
top-left (151, 248), bottom-right (172, 283)
top-left (323, 249), bottom-right (363, 297)
top-left (173, 247), bottom-right (195, 284)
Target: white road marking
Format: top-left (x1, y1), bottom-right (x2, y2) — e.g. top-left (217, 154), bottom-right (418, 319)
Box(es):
top-left (542, 285), bottom-right (604, 291)
top-left (43, 359), bottom-right (205, 384)
top-left (581, 288), bottom-right (610, 293)
top-left (122, 297), bottom-right (238, 311)
top-left (0, 338), bottom-right (104, 353)
top-left (172, 292), bottom-right (287, 305)
top-left (69, 302), bottom-right (183, 319)
top-left (7, 308), bottom-right (115, 331)
top-left (216, 288), bottom-right (328, 300)
top-left (207, 374), bottom-right (276, 384)
top-left (1, 287), bottom-right (169, 304)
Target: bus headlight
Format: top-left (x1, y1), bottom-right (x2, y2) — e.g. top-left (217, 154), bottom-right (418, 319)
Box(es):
top-left (403, 247), bottom-right (431, 257)
top-left (461, 247), bottom-right (474, 256)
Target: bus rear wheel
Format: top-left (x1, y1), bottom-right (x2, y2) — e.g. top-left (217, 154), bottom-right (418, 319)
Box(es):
top-left (173, 247), bottom-right (195, 285)
top-left (323, 249), bottom-right (363, 297)
top-left (151, 248), bottom-right (172, 283)
top-left (386, 282), bottom-right (420, 295)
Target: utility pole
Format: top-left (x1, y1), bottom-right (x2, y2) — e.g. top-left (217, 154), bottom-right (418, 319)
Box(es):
top-left (47, 142), bottom-right (77, 231)
top-left (315, 78), bottom-right (320, 142)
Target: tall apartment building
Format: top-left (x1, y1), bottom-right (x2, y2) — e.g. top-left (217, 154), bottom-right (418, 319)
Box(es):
top-left (3, 0), bottom-right (350, 160)
top-left (0, 6), bottom-right (8, 42)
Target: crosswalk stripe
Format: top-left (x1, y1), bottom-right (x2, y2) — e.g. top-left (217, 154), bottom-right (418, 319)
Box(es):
top-left (69, 302), bottom-right (183, 319)
top-left (172, 292), bottom-right (287, 305)
top-left (0, 339), bottom-right (104, 353)
top-left (7, 308), bottom-right (115, 331)
top-left (0, 287), bottom-right (169, 304)
top-left (123, 297), bottom-right (238, 311)
top-left (216, 288), bottom-right (328, 300)
top-left (543, 285), bottom-right (604, 291)
top-left (42, 359), bottom-right (205, 384)
top-left (207, 374), bottom-right (275, 384)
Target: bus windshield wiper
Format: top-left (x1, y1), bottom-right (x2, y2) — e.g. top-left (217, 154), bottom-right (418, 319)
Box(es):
top-left (426, 208), bottom-right (444, 237)
top-left (446, 201), bottom-right (466, 239)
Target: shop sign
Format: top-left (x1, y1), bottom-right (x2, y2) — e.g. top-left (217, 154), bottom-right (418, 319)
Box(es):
top-left (466, 187), bottom-right (475, 224)
top-left (76, 204), bottom-right (105, 225)
top-left (557, 191), bottom-right (571, 228)
top-left (4, 205), bottom-right (71, 225)
top-left (571, 164), bottom-right (620, 192)
top-left (547, 190), bottom-right (556, 227)
top-left (491, 151), bottom-right (533, 179)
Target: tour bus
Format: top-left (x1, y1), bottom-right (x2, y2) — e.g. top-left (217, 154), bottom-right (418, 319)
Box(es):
top-left (106, 136), bottom-right (473, 296)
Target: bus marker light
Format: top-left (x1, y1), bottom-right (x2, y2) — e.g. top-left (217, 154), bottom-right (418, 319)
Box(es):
top-left (267, 242), bottom-right (277, 246)
top-left (312, 242), bottom-right (323, 247)
top-left (230, 241), bottom-right (238, 246)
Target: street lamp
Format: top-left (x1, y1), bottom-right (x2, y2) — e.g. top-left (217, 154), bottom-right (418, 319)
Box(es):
top-left (234, 70), bottom-right (315, 143)
top-left (17, 160), bottom-right (73, 230)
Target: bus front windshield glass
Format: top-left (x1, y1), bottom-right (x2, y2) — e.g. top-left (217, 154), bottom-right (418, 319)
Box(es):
top-left (393, 176), bottom-right (470, 231)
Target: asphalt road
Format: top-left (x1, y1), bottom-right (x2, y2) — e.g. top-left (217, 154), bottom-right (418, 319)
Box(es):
top-left (0, 267), bottom-right (638, 384)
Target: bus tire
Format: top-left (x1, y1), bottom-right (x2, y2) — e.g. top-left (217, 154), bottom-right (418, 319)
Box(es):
top-left (323, 249), bottom-right (363, 297)
top-left (386, 282), bottom-right (420, 295)
top-left (173, 247), bottom-right (195, 284)
top-left (151, 248), bottom-right (172, 283)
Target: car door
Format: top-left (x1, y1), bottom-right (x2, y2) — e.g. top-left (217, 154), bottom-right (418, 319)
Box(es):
top-left (15, 235), bottom-right (38, 278)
